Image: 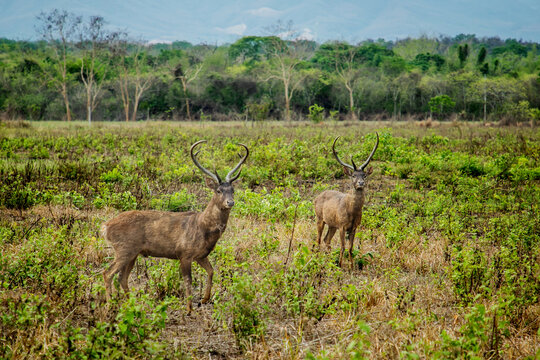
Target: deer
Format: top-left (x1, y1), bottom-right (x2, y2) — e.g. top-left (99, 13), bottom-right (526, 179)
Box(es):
top-left (101, 140), bottom-right (249, 313)
top-left (314, 133), bottom-right (379, 268)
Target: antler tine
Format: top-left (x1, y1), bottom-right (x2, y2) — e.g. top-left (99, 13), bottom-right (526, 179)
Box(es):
top-left (350, 156), bottom-right (358, 171)
top-left (190, 140), bottom-right (221, 183)
top-left (225, 143), bottom-right (249, 182)
top-left (332, 136), bottom-right (354, 171)
top-left (213, 168), bottom-right (222, 183)
top-left (359, 132), bottom-right (379, 170)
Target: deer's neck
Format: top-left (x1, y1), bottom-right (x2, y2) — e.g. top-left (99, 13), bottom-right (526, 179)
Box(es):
top-left (345, 189), bottom-right (365, 212)
top-left (200, 196), bottom-right (231, 233)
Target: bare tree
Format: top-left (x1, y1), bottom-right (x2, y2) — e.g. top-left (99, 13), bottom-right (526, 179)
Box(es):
top-left (77, 15), bottom-right (112, 123)
top-left (36, 9), bottom-right (81, 121)
top-left (110, 38), bottom-right (154, 122)
top-left (102, 140), bottom-right (249, 313)
top-left (263, 21), bottom-right (310, 121)
top-left (130, 47), bottom-right (154, 122)
top-left (173, 59), bottom-right (203, 121)
top-left (333, 43), bottom-right (362, 120)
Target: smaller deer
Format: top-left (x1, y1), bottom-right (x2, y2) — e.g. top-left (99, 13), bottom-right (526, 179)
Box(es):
top-left (314, 133), bottom-right (379, 268)
top-left (101, 140), bottom-right (249, 313)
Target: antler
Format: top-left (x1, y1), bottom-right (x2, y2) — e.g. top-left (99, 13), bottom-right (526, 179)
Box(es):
top-left (225, 144), bottom-right (249, 182)
top-left (358, 132), bottom-right (379, 170)
top-left (332, 136), bottom-right (355, 171)
top-left (190, 140), bottom-right (221, 183)
top-left (332, 133), bottom-right (379, 171)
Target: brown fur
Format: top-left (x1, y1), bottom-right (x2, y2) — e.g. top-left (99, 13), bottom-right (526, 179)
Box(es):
top-left (314, 134), bottom-right (378, 268)
top-left (102, 141), bottom-right (248, 313)
top-left (314, 168), bottom-right (372, 268)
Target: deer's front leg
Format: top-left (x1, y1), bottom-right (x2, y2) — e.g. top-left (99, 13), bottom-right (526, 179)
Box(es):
top-left (348, 228), bottom-right (356, 270)
top-left (180, 260), bottom-right (193, 314)
top-left (338, 228), bottom-right (346, 267)
top-left (196, 257), bottom-right (214, 304)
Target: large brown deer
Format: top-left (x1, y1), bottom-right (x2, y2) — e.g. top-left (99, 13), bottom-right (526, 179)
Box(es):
top-left (314, 133), bottom-right (379, 268)
top-left (101, 140), bottom-right (249, 313)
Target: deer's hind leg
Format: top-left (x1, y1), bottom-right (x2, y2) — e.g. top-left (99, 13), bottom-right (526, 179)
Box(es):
top-left (316, 218), bottom-right (325, 249)
top-left (118, 256), bottom-right (137, 293)
top-left (103, 260), bottom-right (119, 300)
top-left (103, 252), bottom-right (137, 300)
top-left (323, 226), bottom-right (337, 251)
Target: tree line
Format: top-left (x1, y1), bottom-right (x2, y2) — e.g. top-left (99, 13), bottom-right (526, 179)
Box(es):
top-left (1, 10), bottom-right (539, 123)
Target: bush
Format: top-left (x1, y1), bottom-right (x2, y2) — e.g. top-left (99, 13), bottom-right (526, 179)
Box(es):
top-left (308, 104), bottom-right (325, 123)
top-left (150, 189), bottom-right (198, 212)
top-left (0, 180), bottom-right (37, 210)
top-left (214, 272), bottom-right (265, 348)
top-left (80, 295), bottom-right (170, 358)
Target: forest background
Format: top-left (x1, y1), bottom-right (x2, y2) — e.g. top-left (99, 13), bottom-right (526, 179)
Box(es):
top-left (1, 11), bottom-right (540, 124)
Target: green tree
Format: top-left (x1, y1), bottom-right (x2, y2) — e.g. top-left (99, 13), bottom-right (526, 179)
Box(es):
top-left (448, 71), bottom-right (478, 114)
top-left (229, 36), bottom-right (275, 64)
top-left (160, 49), bottom-right (203, 120)
top-left (322, 42), bottom-right (362, 119)
top-left (458, 44), bottom-right (469, 68)
top-left (393, 36), bottom-right (440, 61)
top-left (428, 95), bottom-right (456, 118)
top-left (468, 77), bottom-right (525, 120)
top-left (412, 53), bottom-right (446, 72)
top-left (477, 46), bottom-right (487, 65)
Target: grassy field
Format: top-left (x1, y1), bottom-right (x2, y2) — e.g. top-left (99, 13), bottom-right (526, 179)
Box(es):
top-left (0, 120), bottom-right (539, 359)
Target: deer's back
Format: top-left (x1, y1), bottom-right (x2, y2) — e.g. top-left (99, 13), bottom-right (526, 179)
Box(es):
top-left (102, 210), bottom-right (198, 258)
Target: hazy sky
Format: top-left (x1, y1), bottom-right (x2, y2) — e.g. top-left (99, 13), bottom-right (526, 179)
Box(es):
top-left (1, 0), bottom-right (539, 44)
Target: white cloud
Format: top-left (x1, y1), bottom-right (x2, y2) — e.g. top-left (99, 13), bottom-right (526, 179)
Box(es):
top-left (298, 28), bottom-right (315, 41)
top-left (246, 7), bottom-right (281, 17)
top-left (147, 39), bottom-right (173, 45)
top-left (216, 23), bottom-right (247, 36)
top-left (276, 28), bottom-right (315, 41)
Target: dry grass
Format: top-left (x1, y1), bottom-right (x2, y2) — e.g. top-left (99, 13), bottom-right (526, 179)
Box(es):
top-left (1, 121), bottom-right (538, 359)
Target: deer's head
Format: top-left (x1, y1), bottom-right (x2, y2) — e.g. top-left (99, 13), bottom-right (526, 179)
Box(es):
top-left (190, 140), bottom-right (249, 209)
top-left (332, 133), bottom-right (379, 191)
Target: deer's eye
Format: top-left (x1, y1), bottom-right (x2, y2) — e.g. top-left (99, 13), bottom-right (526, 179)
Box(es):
top-left (216, 190), bottom-right (222, 194)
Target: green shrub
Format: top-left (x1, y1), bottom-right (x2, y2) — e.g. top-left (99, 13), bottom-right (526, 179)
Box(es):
top-left (458, 158), bottom-right (485, 177)
top-left (150, 189), bottom-right (198, 212)
top-left (93, 186), bottom-right (137, 211)
top-left (81, 295), bottom-right (170, 358)
top-left (214, 272), bottom-right (265, 348)
top-left (435, 305), bottom-right (489, 359)
top-left (0, 181), bottom-right (37, 210)
top-left (29, 145), bottom-right (50, 159)
top-left (451, 243), bottom-right (487, 304)
top-left (100, 167), bottom-right (124, 183)
top-left (308, 104), bottom-right (325, 123)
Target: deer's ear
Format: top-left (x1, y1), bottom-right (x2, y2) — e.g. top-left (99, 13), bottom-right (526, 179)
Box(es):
top-left (205, 177), bottom-right (219, 190)
top-left (365, 166), bottom-right (373, 175)
top-left (343, 166), bottom-right (353, 176)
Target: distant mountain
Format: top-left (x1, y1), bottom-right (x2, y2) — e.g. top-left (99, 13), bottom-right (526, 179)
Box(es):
top-left (1, 0), bottom-right (539, 43)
